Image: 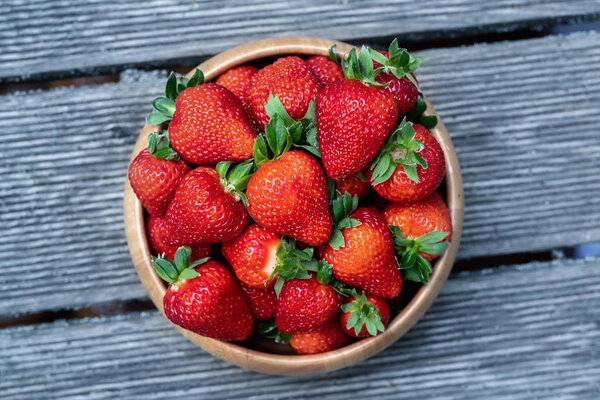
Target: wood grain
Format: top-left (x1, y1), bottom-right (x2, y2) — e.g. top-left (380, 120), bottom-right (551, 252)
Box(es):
top-left (1, 0), bottom-right (599, 81)
top-left (1, 32), bottom-right (599, 315)
top-left (1, 257), bottom-right (598, 398)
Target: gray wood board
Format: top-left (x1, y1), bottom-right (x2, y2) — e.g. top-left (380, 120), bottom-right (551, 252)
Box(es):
top-left (1, 257), bottom-right (599, 399)
top-left (1, 31), bottom-right (600, 316)
top-left (1, 0), bottom-right (600, 81)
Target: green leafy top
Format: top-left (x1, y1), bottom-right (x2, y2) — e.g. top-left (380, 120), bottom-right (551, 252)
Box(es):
top-left (253, 95), bottom-right (320, 167)
top-left (369, 117), bottom-right (427, 185)
top-left (147, 131), bottom-right (180, 160)
top-left (369, 39), bottom-right (424, 90)
top-left (328, 192), bottom-right (361, 250)
top-left (147, 69), bottom-right (204, 126)
top-left (266, 238), bottom-right (315, 297)
top-left (389, 225), bottom-right (449, 283)
top-left (340, 290), bottom-right (386, 336)
top-left (215, 159), bottom-right (254, 207)
top-left (151, 246), bottom-right (209, 287)
top-left (257, 319), bottom-right (292, 344)
top-left (405, 93), bottom-right (438, 129)
top-left (338, 45), bottom-right (384, 86)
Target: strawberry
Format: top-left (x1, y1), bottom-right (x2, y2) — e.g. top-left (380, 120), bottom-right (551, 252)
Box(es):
top-left (384, 191), bottom-right (452, 283)
top-left (222, 223), bottom-right (281, 289)
top-left (247, 56), bottom-right (320, 131)
top-left (148, 69), bottom-right (256, 165)
top-left (306, 55), bottom-right (344, 85)
top-left (275, 273), bottom-right (342, 333)
top-left (289, 318), bottom-right (351, 355)
top-left (146, 214), bottom-right (211, 260)
top-left (239, 282), bottom-right (277, 321)
top-left (317, 46), bottom-right (398, 179)
top-left (215, 65), bottom-right (258, 117)
top-left (366, 120), bottom-right (445, 203)
top-left (371, 42), bottom-right (423, 115)
top-left (152, 247), bottom-right (254, 341)
top-left (335, 175), bottom-right (370, 201)
top-left (162, 161), bottom-right (252, 245)
top-left (321, 207), bottom-right (403, 299)
top-left (128, 132), bottom-right (190, 217)
top-left (247, 139), bottom-right (331, 245)
top-left (340, 291), bottom-right (390, 337)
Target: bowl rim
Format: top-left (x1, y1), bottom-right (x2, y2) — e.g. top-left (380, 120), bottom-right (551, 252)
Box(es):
top-left (123, 36), bottom-right (464, 376)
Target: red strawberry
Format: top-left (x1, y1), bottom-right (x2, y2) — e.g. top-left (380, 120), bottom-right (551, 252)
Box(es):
top-left (340, 291), bottom-right (390, 337)
top-left (169, 84), bottom-right (256, 165)
top-left (383, 192), bottom-right (452, 283)
top-left (290, 318), bottom-right (351, 355)
top-left (152, 248), bottom-right (254, 341)
top-left (317, 47), bottom-right (399, 179)
top-left (146, 214), bottom-right (211, 260)
top-left (239, 282), bottom-right (277, 321)
top-left (373, 50), bottom-right (419, 115)
top-left (306, 55), bottom-right (344, 85)
top-left (222, 224), bottom-right (281, 289)
top-left (366, 121), bottom-right (445, 203)
top-left (247, 150), bottom-right (331, 246)
top-left (162, 161), bottom-right (252, 245)
top-left (275, 273), bottom-right (342, 333)
top-left (128, 132), bottom-right (190, 217)
top-left (247, 56), bottom-right (320, 131)
top-left (215, 65), bottom-right (258, 125)
top-left (321, 207), bottom-right (402, 298)
top-left (335, 175), bottom-right (370, 201)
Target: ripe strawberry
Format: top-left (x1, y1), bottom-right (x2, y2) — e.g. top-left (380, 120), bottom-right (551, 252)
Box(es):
top-left (239, 282), bottom-right (277, 321)
top-left (247, 150), bottom-right (331, 246)
top-left (152, 247), bottom-right (254, 341)
top-left (366, 120), bottom-right (445, 203)
top-left (306, 55), bottom-right (344, 85)
top-left (147, 69), bottom-right (256, 165)
top-left (290, 318), bottom-right (351, 355)
top-left (372, 48), bottom-right (420, 115)
top-left (128, 132), bottom-right (190, 217)
top-left (340, 291), bottom-right (390, 337)
top-left (317, 47), bottom-right (398, 179)
top-left (275, 273), bottom-right (342, 333)
top-left (247, 56), bottom-right (320, 131)
top-left (222, 224), bottom-right (281, 289)
top-left (146, 214), bottom-right (211, 260)
top-left (383, 191), bottom-right (452, 283)
top-left (162, 161), bottom-right (252, 245)
top-left (215, 65), bottom-right (258, 125)
top-left (335, 175), bottom-right (370, 201)
top-left (321, 207), bottom-right (402, 298)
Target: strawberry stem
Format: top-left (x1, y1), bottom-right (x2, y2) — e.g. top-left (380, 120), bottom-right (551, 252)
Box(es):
top-left (147, 131), bottom-right (180, 160)
top-left (328, 192), bottom-right (361, 250)
top-left (368, 39), bottom-right (424, 90)
top-left (147, 69), bottom-right (204, 126)
top-left (216, 160), bottom-right (254, 207)
top-left (340, 290), bottom-right (385, 336)
top-left (257, 319), bottom-right (292, 344)
top-left (151, 246), bottom-right (209, 286)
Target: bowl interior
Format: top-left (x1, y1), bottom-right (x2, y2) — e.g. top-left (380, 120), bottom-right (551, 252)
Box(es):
top-left (124, 36), bottom-right (464, 375)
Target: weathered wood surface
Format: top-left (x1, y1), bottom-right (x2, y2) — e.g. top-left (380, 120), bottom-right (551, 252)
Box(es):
top-left (1, 0), bottom-right (600, 81)
top-left (1, 257), bottom-right (598, 399)
top-left (2, 31), bottom-right (599, 315)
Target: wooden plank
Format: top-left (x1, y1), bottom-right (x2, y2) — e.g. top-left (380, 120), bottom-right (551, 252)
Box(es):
top-left (1, 0), bottom-right (600, 81)
top-left (1, 257), bottom-right (598, 399)
top-left (1, 31), bottom-right (600, 315)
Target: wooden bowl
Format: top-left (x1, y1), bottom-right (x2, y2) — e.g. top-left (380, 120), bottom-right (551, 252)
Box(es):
top-left (124, 36), bottom-right (464, 375)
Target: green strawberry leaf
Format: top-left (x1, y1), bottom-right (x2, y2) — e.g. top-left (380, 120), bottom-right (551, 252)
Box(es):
top-left (164, 72), bottom-right (178, 100)
top-left (265, 94), bottom-right (295, 126)
top-left (257, 320), bottom-right (292, 344)
top-left (216, 159), bottom-right (254, 206)
top-left (342, 291), bottom-right (385, 336)
top-left (187, 69), bottom-right (205, 88)
top-left (174, 246), bottom-right (191, 271)
top-left (178, 268), bottom-right (200, 280)
top-left (416, 115), bottom-right (438, 129)
top-left (328, 44), bottom-right (340, 65)
top-left (151, 247), bottom-right (207, 286)
top-left (147, 131), bottom-right (180, 160)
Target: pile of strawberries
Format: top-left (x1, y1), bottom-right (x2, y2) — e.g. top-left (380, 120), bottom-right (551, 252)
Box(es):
top-left (128, 39), bottom-right (452, 355)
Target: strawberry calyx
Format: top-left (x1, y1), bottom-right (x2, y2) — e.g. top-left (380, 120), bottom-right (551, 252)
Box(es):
top-left (337, 45), bottom-right (385, 87)
top-left (369, 117), bottom-right (427, 185)
top-left (389, 225), bottom-right (449, 283)
top-left (147, 69), bottom-right (204, 126)
top-left (216, 159), bottom-right (254, 207)
top-left (369, 39), bottom-right (424, 90)
top-left (147, 131), bottom-right (180, 160)
top-left (328, 192), bottom-right (361, 250)
top-left (341, 290), bottom-right (386, 336)
top-left (151, 246), bottom-right (210, 287)
top-left (266, 237), bottom-right (316, 297)
top-left (405, 93), bottom-right (438, 129)
top-left (257, 319), bottom-right (292, 344)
